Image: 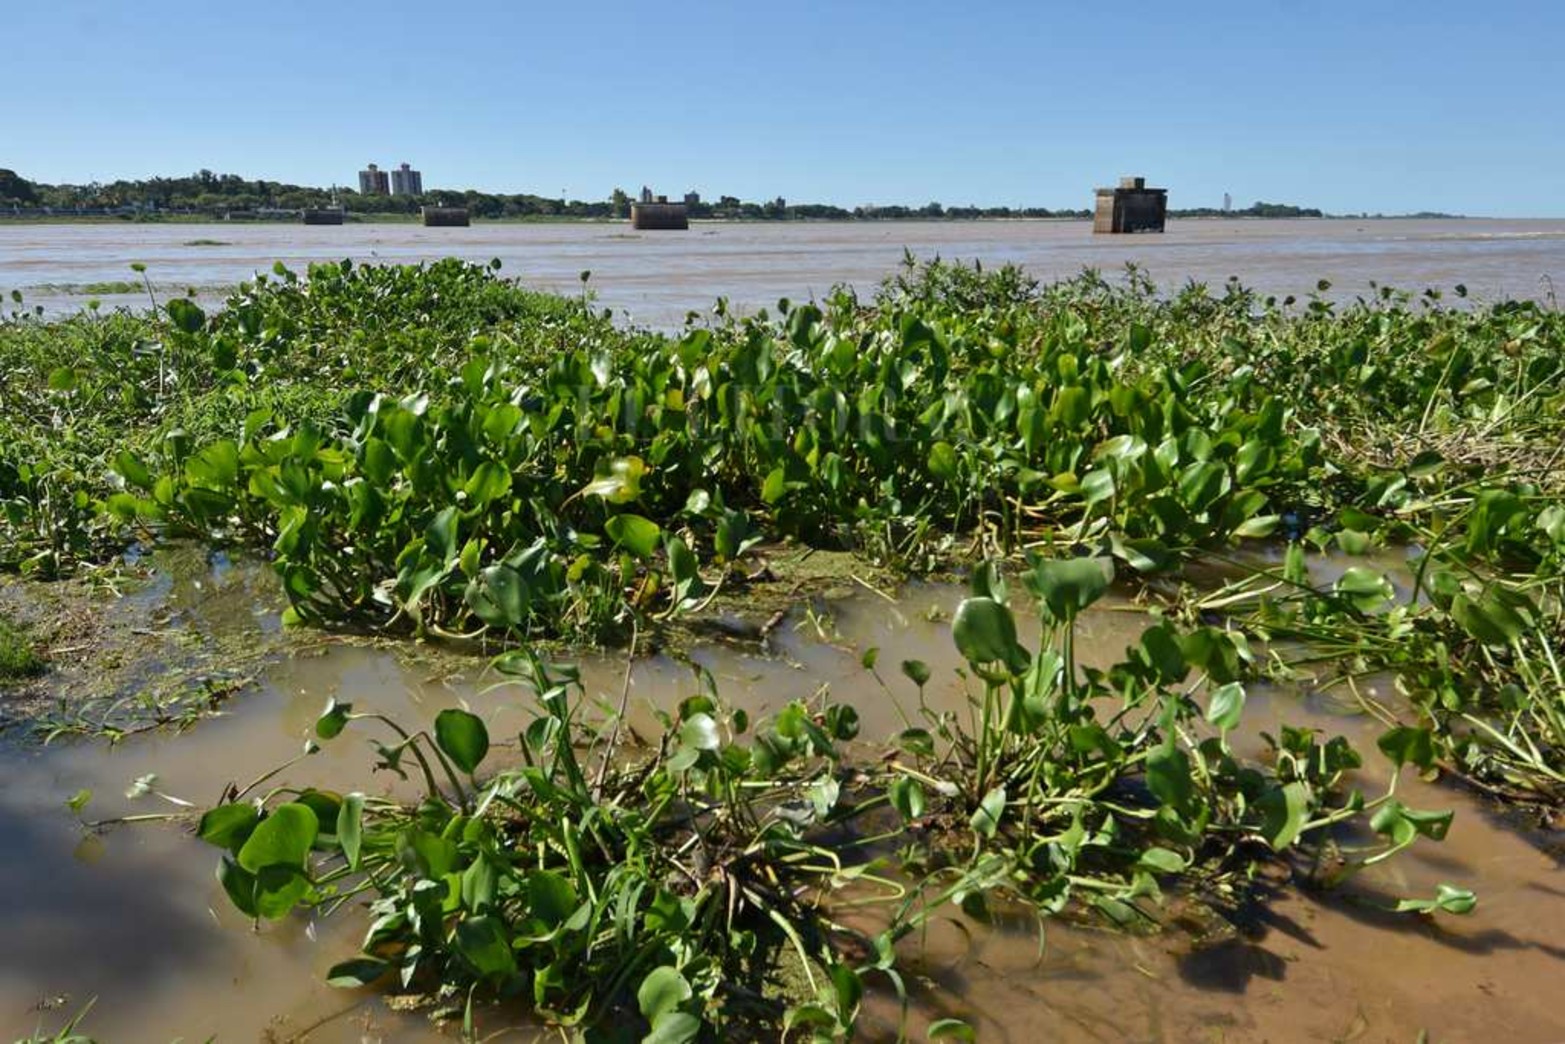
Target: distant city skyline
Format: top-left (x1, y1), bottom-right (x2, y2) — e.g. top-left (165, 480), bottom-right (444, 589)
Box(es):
top-left (5, 0), bottom-right (1563, 217)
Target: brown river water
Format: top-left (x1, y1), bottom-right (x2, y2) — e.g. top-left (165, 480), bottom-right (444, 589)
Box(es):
top-left (1, 557), bottom-right (1562, 1043)
top-left (2, 218), bottom-right (1563, 328)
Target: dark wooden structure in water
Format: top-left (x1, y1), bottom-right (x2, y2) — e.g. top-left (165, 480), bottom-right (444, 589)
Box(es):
top-left (421, 206), bottom-right (470, 227)
top-left (301, 207), bottom-right (345, 225)
top-left (1093, 176), bottom-right (1167, 234)
top-left (630, 198), bottom-right (689, 230)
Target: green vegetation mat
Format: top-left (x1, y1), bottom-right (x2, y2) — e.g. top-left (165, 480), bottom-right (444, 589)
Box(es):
top-left (4, 258), bottom-right (1561, 1039)
top-left (0, 611), bottom-right (43, 680)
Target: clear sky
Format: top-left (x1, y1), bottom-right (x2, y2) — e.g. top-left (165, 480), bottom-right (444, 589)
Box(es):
top-left (6, 0), bottom-right (1562, 216)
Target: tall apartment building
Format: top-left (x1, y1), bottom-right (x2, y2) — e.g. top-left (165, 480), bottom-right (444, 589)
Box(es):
top-left (391, 162), bottom-right (423, 196)
top-left (358, 163), bottom-right (390, 195)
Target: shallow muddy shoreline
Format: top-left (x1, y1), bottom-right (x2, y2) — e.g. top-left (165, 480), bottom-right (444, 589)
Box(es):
top-left (3, 552), bottom-right (1563, 1042)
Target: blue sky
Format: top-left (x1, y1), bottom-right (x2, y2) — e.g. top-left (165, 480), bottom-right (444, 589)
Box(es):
top-left (6, 0), bottom-right (1562, 215)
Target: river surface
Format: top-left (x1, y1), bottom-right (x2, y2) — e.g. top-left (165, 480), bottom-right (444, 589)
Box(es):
top-left (3, 218), bottom-right (1563, 327)
top-left (2, 557), bottom-right (1563, 1042)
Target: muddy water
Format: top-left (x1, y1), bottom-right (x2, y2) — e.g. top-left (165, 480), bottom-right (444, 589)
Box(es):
top-left (3, 218), bottom-right (1563, 327)
top-left (2, 573), bottom-right (1563, 1042)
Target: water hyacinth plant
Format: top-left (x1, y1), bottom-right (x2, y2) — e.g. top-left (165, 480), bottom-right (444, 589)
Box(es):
top-left (197, 557), bottom-right (1471, 1038)
top-left (4, 254), bottom-right (1558, 1033)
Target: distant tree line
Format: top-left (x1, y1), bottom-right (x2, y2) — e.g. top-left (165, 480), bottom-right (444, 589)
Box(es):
top-left (1170, 201), bottom-right (1325, 218)
top-left (0, 169), bottom-right (1342, 223)
top-left (0, 169), bottom-right (1098, 222)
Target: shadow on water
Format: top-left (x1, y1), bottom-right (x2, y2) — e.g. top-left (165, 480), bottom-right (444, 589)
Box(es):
top-left (0, 800), bottom-right (218, 1004)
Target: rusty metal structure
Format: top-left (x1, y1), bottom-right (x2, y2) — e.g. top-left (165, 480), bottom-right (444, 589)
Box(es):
top-left (1093, 176), bottom-right (1167, 234)
top-left (421, 206), bottom-right (470, 227)
top-left (301, 207), bottom-right (344, 225)
top-left (630, 195), bottom-right (689, 230)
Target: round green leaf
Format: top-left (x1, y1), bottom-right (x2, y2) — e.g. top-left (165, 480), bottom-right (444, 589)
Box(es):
top-left (316, 697), bottom-right (353, 739)
top-left (901, 659), bottom-right (932, 687)
top-left (463, 461), bottom-right (512, 506)
top-left (605, 513), bottom-right (662, 558)
top-left (679, 712), bottom-right (721, 751)
top-left (237, 803), bottom-right (318, 874)
top-left (928, 441), bottom-right (959, 481)
top-left (1206, 682), bottom-right (1246, 732)
top-left (435, 708), bottom-right (490, 774)
top-left (198, 802), bottom-right (259, 853)
top-left (1028, 556), bottom-right (1112, 622)
top-left (638, 965), bottom-right (693, 1023)
top-left (951, 597), bottom-right (1023, 668)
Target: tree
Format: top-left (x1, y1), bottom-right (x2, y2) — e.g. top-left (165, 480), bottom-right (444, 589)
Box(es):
top-left (0, 169), bottom-right (37, 204)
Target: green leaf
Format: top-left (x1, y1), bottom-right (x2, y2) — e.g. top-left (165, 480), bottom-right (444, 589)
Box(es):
top-left (890, 777), bottom-right (926, 821)
top-left (455, 915), bottom-right (517, 979)
top-left (828, 963), bottom-right (863, 1021)
top-left (425, 505), bottom-right (460, 564)
top-left (1233, 514), bottom-right (1280, 539)
top-left (198, 803), bottom-right (260, 853)
top-left (928, 1018), bottom-right (977, 1041)
top-left (326, 956), bottom-right (391, 988)
top-left (1137, 622), bottom-right (1188, 684)
top-left (435, 708), bottom-right (489, 774)
top-left (166, 296), bottom-right (205, 333)
top-left (761, 466), bottom-right (787, 505)
top-left (665, 534), bottom-right (707, 608)
top-left (951, 597), bottom-right (1026, 670)
top-left (1079, 468), bottom-right (1116, 506)
top-left (1450, 589), bottom-right (1529, 645)
top-left (527, 869), bottom-right (578, 928)
top-left (1206, 682), bottom-right (1246, 732)
top-left (1407, 450), bottom-right (1445, 480)
top-left (971, 786), bottom-right (1006, 838)
top-left (1258, 782), bottom-right (1308, 850)
top-left (294, 789), bottom-right (342, 840)
top-left (337, 792), bottom-right (365, 870)
top-left (185, 440), bottom-right (240, 490)
top-left (1335, 566), bottom-right (1394, 612)
top-left (644, 1012), bottom-right (701, 1044)
top-left (112, 450), bottom-right (153, 491)
top-left (1371, 800), bottom-right (1453, 844)
top-left (580, 456), bottom-right (646, 504)
top-left (638, 965), bottom-right (693, 1023)
top-left (1377, 726), bottom-right (1436, 771)
top-left (928, 441), bottom-right (959, 481)
top-left (466, 564), bottom-right (530, 627)
top-left (901, 659), bottom-right (931, 687)
top-left (237, 803), bottom-right (318, 874)
top-left (464, 461), bottom-right (512, 506)
top-left (1146, 746), bottom-right (1195, 816)
top-left (462, 851), bottom-right (500, 913)
top-left (48, 366), bottom-right (79, 392)
top-left (1137, 847), bottom-right (1188, 873)
top-left (605, 513), bottom-right (662, 558)
top-left (679, 712), bottom-right (721, 751)
top-left (1027, 556), bottom-right (1111, 622)
top-left (1392, 884), bottom-right (1477, 916)
top-left (217, 856), bottom-right (258, 918)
